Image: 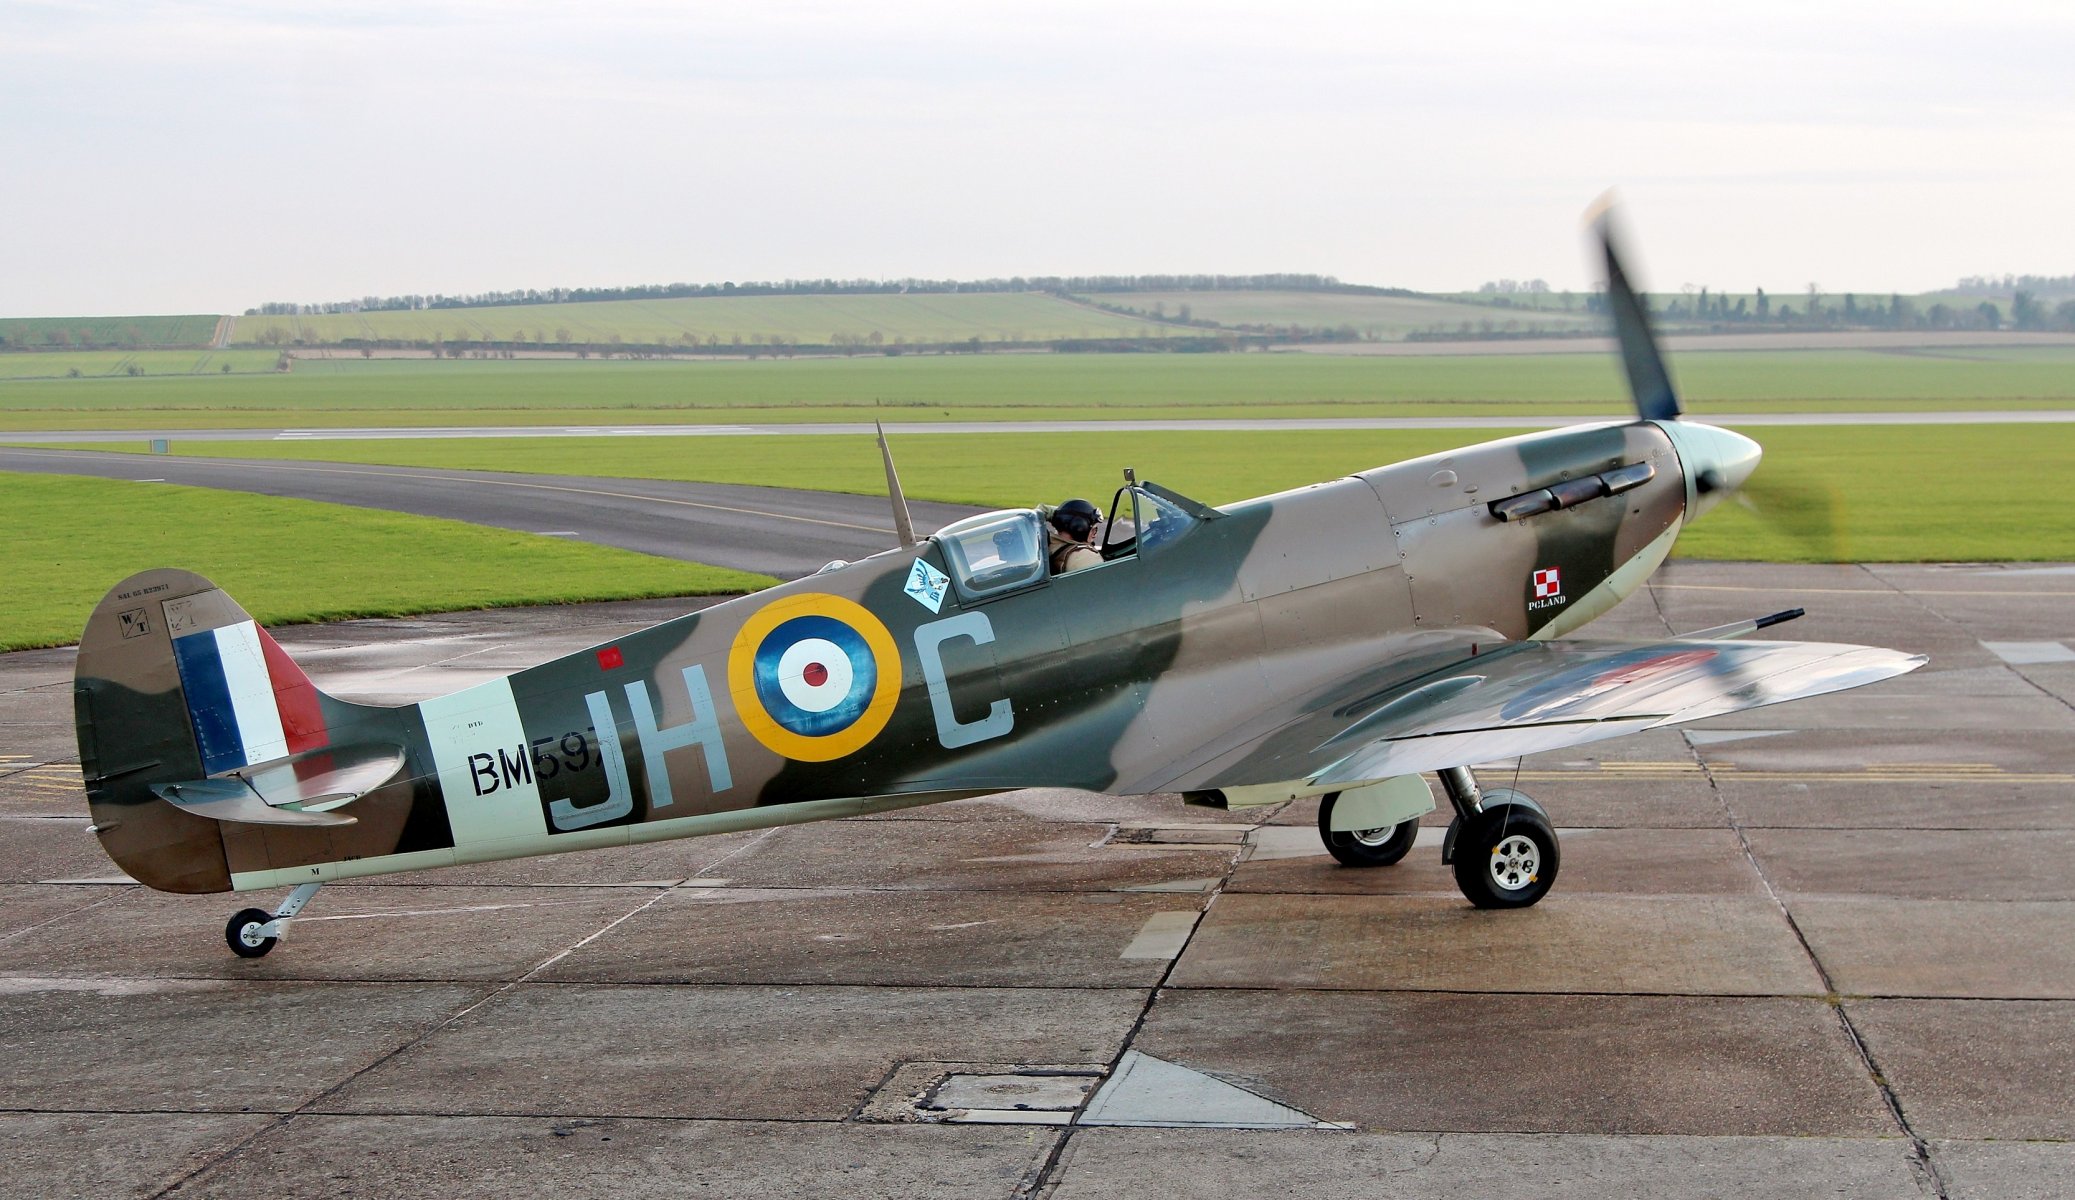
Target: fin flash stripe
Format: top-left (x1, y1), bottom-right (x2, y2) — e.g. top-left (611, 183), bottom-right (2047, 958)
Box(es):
top-left (171, 620), bottom-right (290, 774)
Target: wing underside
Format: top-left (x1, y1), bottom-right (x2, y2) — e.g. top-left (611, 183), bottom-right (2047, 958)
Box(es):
top-left (1153, 636), bottom-right (1925, 794)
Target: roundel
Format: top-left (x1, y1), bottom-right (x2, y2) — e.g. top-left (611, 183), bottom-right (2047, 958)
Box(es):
top-left (728, 593), bottom-right (902, 762)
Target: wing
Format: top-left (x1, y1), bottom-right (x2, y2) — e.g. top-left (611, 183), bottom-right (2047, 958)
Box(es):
top-left (1152, 636), bottom-right (1924, 793)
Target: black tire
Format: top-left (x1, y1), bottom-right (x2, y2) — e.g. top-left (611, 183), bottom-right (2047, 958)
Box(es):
top-left (1451, 804), bottom-right (1560, 908)
top-left (1318, 792), bottom-right (1420, 867)
top-left (226, 908), bottom-right (278, 958)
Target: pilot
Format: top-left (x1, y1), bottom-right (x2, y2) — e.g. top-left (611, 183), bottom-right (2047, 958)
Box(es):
top-left (1046, 498), bottom-right (1104, 574)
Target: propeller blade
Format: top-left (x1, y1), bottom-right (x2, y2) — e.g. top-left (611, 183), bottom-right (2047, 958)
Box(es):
top-left (1737, 472), bottom-right (1847, 561)
top-left (1589, 196), bottom-right (1682, 423)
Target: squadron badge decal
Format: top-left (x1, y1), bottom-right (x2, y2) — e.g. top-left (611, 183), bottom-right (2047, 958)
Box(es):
top-left (1528, 566), bottom-right (1567, 612)
top-left (904, 557), bottom-right (950, 613)
top-left (728, 593), bottom-right (902, 761)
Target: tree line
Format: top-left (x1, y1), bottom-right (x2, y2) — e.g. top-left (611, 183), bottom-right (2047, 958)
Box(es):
top-left (1951, 274), bottom-right (2075, 299)
top-left (1573, 286), bottom-right (2075, 332)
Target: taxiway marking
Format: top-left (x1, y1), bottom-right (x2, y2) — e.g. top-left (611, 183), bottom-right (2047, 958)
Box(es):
top-left (4, 766), bottom-right (81, 792)
top-left (1653, 583), bottom-right (2075, 599)
top-left (1982, 641), bottom-right (2075, 665)
top-left (1120, 911), bottom-right (1201, 961)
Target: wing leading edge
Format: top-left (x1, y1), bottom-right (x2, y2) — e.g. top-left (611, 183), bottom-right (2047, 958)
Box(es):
top-left (1169, 636), bottom-right (1925, 793)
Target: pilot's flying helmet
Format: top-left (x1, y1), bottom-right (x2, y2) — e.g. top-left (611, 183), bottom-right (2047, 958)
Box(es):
top-left (1049, 498), bottom-right (1100, 541)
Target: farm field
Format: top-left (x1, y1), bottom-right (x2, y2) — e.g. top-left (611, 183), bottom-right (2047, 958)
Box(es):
top-left (229, 292), bottom-right (1179, 347)
top-left (0, 349), bottom-right (283, 381)
top-left (1084, 290), bottom-right (1601, 336)
top-left (1, 471), bottom-right (770, 652)
top-left (4, 348), bottom-right (2074, 431)
top-left (51, 422), bottom-right (2075, 564)
top-left (0, 313), bottom-right (220, 350)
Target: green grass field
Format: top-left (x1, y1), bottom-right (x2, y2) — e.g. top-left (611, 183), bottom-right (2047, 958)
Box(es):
top-left (0, 350), bottom-right (284, 381)
top-left (47, 423), bottom-right (2075, 564)
top-left (2, 472), bottom-right (772, 652)
top-left (4, 348), bottom-right (2074, 432)
top-left (1085, 290), bottom-right (1602, 336)
top-left (0, 314), bottom-right (221, 350)
top-left (229, 293), bottom-right (1179, 348)
top-left (1666, 424), bottom-right (2075, 561)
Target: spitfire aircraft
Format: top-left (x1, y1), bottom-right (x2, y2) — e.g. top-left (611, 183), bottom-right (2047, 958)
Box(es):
top-left (73, 213), bottom-right (1924, 957)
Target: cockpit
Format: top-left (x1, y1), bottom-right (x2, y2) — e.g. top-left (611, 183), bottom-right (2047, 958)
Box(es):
top-left (1094, 479), bottom-right (1202, 559)
top-left (935, 510), bottom-right (1047, 599)
top-left (930, 478), bottom-right (1211, 604)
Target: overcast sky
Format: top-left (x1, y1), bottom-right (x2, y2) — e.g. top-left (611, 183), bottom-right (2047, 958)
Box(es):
top-left (4, 0), bottom-right (2071, 316)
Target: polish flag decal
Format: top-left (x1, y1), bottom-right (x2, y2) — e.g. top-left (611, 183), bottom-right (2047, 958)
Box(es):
top-left (1533, 567), bottom-right (1563, 599)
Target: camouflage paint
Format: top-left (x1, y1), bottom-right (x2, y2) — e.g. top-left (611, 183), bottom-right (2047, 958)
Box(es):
top-left (73, 417), bottom-right (1886, 896)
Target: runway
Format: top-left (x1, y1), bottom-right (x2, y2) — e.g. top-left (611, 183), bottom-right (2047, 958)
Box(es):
top-left (0, 447), bottom-right (983, 579)
top-left (8, 409), bottom-right (2075, 444)
top-left (3, 562), bottom-right (2072, 1197)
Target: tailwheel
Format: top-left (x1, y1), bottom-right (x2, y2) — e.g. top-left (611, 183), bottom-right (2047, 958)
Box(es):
top-left (1451, 802), bottom-right (1560, 908)
top-left (226, 908), bottom-right (278, 958)
top-left (1318, 792), bottom-right (1419, 867)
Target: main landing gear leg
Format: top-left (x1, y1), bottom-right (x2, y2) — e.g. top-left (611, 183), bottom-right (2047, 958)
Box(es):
top-left (1438, 767), bottom-right (1560, 909)
top-left (1437, 766), bottom-right (1483, 864)
top-left (225, 882), bottom-right (323, 958)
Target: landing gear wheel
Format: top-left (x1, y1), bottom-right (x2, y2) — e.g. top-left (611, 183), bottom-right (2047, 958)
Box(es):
top-left (226, 908), bottom-right (278, 958)
top-left (1318, 792), bottom-right (1419, 867)
top-left (1451, 804), bottom-right (1560, 909)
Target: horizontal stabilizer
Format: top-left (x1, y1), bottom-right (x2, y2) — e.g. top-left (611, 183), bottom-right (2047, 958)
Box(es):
top-left (242, 743), bottom-right (407, 811)
top-left (153, 778), bottom-right (359, 827)
top-left (149, 742), bottom-right (408, 827)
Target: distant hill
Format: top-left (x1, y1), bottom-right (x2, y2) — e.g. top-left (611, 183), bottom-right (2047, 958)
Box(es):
top-left (1080, 291), bottom-right (1601, 339)
top-left (228, 292), bottom-right (1202, 351)
top-left (0, 314), bottom-right (220, 351)
top-left (243, 272), bottom-right (1369, 314)
top-left (9, 271), bottom-right (2074, 358)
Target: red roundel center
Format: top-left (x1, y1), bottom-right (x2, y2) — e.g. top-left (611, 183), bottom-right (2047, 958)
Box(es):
top-left (803, 662), bottom-right (829, 687)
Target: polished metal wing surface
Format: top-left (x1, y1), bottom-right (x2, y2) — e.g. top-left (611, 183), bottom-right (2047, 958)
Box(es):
top-left (1159, 636), bottom-right (1925, 793)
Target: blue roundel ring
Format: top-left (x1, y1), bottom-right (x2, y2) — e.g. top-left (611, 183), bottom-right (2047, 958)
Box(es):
top-left (728, 594), bottom-right (902, 762)
top-left (751, 615), bottom-right (875, 737)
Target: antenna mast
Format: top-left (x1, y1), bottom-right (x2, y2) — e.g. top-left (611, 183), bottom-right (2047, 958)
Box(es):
top-left (876, 421), bottom-right (918, 549)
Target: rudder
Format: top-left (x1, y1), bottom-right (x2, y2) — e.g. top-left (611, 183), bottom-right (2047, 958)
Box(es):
top-left (74, 569), bottom-right (353, 893)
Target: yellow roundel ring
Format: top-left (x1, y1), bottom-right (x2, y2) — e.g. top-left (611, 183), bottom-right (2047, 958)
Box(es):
top-left (727, 592), bottom-right (902, 762)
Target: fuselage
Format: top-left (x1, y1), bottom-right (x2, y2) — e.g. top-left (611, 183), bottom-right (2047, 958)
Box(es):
top-left (94, 419), bottom-right (1754, 892)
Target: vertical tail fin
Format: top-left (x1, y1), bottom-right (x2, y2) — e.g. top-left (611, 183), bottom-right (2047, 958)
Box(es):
top-left (74, 569), bottom-right (360, 892)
